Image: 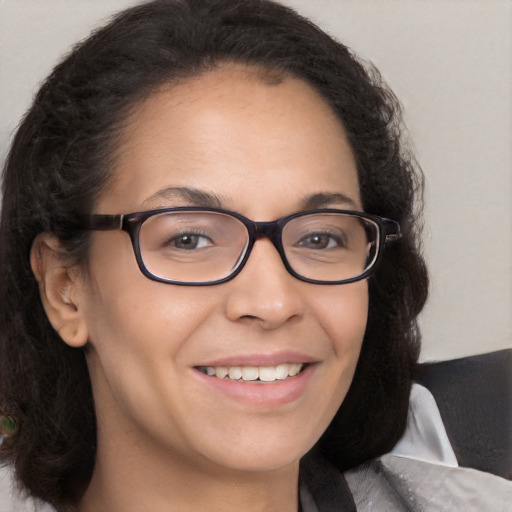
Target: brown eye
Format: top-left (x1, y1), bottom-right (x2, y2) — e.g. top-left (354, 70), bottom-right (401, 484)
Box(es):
top-left (168, 233), bottom-right (212, 250)
top-left (297, 232), bottom-right (344, 250)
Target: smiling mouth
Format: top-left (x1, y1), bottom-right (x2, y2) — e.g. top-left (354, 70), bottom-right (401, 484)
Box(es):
top-left (196, 363), bottom-right (306, 382)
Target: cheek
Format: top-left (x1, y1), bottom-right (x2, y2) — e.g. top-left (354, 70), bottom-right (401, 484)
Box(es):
top-left (316, 280), bottom-right (369, 351)
top-left (83, 231), bottom-right (213, 351)
top-left (311, 281), bottom-right (368, 391)
top-left (80, 257), bottom-right (215, 416)
top-left (84, 277), bottom-right (214, 361)
top-left (81, 275), bottom-right (220, 436)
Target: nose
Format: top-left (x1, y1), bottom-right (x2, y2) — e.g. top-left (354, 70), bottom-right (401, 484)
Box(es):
top-left (224, 238), bottom-right (305, 329)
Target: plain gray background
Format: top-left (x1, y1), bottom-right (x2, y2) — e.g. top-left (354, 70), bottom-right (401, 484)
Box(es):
top-left (0, 1), bottom-right (511, 510)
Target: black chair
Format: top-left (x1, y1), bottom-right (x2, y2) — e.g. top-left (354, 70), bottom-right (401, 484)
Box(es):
top-left (416, 349), bottom-right (512, 480)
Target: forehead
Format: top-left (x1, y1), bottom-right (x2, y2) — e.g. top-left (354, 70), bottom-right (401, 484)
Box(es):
top-left (101, 64), bottom-right (360, 215)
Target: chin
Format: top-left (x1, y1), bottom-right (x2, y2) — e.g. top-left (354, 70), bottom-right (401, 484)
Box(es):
top-left (208, 449), bottom-right (303, 474)
top-left (194, 427), bottom-right (319, 474)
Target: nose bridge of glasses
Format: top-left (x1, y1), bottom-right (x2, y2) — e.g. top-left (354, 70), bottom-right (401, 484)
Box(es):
top-left (252, 220), bottom-right (284, 248)
top-left (253, 220), bottom-right (278, 237)
top-left (243, 220), bottom-right (287, 265)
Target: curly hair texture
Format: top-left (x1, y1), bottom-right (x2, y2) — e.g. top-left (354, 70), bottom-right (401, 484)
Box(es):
top-left (0, 0), bottom-right (428, 509)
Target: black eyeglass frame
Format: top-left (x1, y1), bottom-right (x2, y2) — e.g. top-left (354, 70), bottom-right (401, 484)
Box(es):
top-left (78, 207), bottom-right (401, 286)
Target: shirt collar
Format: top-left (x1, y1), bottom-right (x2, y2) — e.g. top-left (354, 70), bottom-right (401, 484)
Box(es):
top-left (300, 449), bottom-right (357, 512)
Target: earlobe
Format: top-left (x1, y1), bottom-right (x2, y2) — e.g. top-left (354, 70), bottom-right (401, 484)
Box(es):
top-left (30, 233), bottom-right (89, 348)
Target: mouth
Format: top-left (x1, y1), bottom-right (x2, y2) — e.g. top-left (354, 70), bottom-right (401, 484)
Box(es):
top-left (193, 359), bottom-right (316, 406)
top-left (195, 363), bottom-right (307, 382)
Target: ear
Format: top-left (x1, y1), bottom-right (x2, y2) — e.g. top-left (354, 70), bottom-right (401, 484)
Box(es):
top-left (30, 233), bottom-right (89, 348)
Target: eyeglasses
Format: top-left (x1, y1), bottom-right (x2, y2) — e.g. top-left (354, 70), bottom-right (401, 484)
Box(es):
top-left (78, 207), bottom-right (400, 285)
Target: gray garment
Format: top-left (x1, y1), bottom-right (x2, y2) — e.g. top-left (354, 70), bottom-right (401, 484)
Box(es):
top-left (301, 453), bottom-right (512, 511)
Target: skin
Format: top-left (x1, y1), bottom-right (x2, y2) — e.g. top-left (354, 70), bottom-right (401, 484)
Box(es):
top-left (32, 64), bottom-right (369, 512)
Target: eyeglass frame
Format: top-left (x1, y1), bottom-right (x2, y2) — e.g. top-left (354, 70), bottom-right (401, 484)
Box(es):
top-left (77, 207), bottom-right (401, 286)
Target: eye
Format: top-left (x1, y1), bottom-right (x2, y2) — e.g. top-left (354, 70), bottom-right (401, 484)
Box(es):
top-left (297, 232), bottom-right (344, 250)
top-left (168, 233), bottom-right (213, 250)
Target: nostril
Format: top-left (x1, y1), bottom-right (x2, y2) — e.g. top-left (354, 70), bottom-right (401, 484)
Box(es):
top-left (240, 314), bottom-right (259, 321)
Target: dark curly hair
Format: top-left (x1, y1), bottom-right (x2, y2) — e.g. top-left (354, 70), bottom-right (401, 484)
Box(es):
top-left (0, 0), bottom-right (428, 509)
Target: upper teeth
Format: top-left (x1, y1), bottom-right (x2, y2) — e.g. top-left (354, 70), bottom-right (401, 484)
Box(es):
top-left (199, 363), bottom-right (304, 382)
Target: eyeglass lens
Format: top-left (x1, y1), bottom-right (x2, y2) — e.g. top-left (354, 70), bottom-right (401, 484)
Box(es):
top-left (138, 211), bottom-right (378, 283)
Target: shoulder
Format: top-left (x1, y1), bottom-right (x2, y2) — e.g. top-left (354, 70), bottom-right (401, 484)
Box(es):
top-left (344, 454), bottom-right (512, 512)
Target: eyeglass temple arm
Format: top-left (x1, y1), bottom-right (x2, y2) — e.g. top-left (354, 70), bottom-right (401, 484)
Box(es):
top-left (383, 219), bottom-right (401, 243)
top-left (78, 214), bottom-right (124, 230)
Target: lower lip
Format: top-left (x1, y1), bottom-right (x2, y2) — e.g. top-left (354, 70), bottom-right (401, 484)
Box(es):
top-left (193, 365), bottom-right (315, 407)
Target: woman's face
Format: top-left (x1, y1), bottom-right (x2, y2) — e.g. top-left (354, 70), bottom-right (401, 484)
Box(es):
top-left (75, 65), bottom-right (368, 475)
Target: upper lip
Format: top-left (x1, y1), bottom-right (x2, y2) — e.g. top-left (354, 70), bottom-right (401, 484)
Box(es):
top-left (195, 351), bottom-right (319, 368)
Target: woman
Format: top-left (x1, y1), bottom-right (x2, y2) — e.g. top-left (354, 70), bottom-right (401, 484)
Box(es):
top-left (0, 1), bottom-right (510, 511)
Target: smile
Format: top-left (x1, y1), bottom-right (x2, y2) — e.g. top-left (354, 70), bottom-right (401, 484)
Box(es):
top-left (196, 363), bottom-right (305, 382)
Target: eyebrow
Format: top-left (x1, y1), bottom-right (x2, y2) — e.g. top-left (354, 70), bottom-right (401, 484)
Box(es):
top-left (299, 192), bottom-right (360, 210)
top-left (142, 186), bottom-right (225, 208)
